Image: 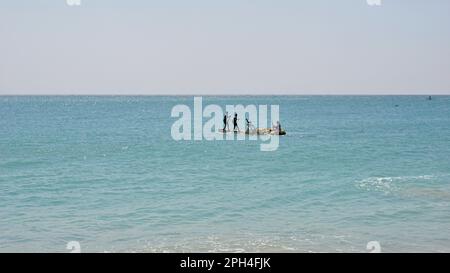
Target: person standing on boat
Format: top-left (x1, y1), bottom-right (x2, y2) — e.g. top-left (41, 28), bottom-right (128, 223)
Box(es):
top-left (233, 113), bottom-right (239, 132)
top-left (245, 118), bottom-right (251, 134)
top-left (273, 121), bottom-right (281, 134)
top-left (223, 112), bottom-right (228, 132)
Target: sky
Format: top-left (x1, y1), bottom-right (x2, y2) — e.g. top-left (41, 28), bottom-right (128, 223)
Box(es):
top-left (0, 0), bottom-right (449, 95)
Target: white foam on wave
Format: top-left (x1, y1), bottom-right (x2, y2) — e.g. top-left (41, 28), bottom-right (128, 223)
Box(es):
top-left (113, 232), bottom-right (371, 253)
top-left (356, 175), bottom-right (435, 194)
top-left (114, 235), bottom-right (306, 253)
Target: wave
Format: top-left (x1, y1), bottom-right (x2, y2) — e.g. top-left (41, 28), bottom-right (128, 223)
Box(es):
top-left (355, 175), bottom-right (435, 194)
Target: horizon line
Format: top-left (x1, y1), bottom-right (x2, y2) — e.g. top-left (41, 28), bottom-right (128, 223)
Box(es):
top-left (0, 93), bottom-right (449, 97)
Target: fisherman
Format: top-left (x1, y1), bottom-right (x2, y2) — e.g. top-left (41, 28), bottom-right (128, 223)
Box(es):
top-left (273, 121), bottom-right (281, 134)
top-left (223, 112), bottom-right (228, 132)
top-left (233, 113), bottom-right (239, 132)
top-left (245, 118), bottom-right (251, 134)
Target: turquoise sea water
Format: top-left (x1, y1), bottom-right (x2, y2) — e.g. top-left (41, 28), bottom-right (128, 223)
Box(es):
top-left (1, 96), bottom-right (449, 253)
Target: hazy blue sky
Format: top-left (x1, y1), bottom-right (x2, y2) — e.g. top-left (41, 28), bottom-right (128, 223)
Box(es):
top-left (1, 0), bottom-right (449, 94)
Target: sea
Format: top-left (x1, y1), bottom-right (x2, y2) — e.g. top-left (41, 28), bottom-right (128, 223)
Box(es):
top-left (0, 96), bottom-right (449, 252)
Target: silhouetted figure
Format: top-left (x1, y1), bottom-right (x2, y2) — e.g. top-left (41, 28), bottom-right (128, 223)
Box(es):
top-left (223, 112), bottom-right (228, 131)
top-left (233, 113), bottom-right (239, 131)
top-left (245, 118), bottom-right (251, 133)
